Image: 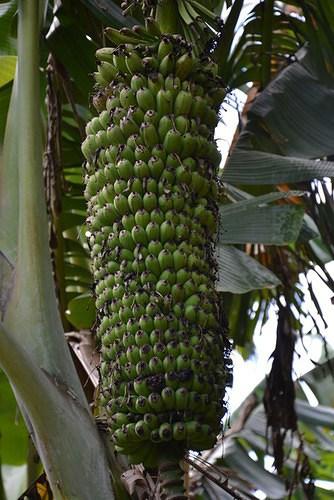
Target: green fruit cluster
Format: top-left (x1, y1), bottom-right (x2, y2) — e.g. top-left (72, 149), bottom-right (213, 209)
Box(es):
top-left (82, 35), bottom-right (231, 466)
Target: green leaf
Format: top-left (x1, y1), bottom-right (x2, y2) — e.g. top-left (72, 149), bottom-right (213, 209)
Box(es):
top-left (241, 48), bottom-right (334, 158)
top-left (45, 13), bottom-right (97, 100)
top-left (0, 371), bottom-right (28, 465)
top-left (309, 237), bottom-right (333, 263)
top-left (0, 1), bottom-right (17, 55)
top-left (0, 56), bottom-right (17, 87)
top-left (296, 400), bottom-right (334, 429)
top-left (0, 81), bottom-right (12, 142)
top-left (222, 149), bottom-right (334, 185)
top-left (61, 211), bottom-right (85, 230)
top-left (220, 191), bottom-right (305, 244)
top-left (222, 188), bottom-right (304, 206)
top-left (216, 245), bottom-right (281, 293)
top-left (297, 214), bottom-right (320, 243)
top-left (220, 204), bottom-right (304, 245)
top-left (64, 262), bottom-right (92, 283)
top-left (223, 441), bottom-right (286, 499)
top-left (66, 292), bottom-right (96, 330)
top-left (0, 73), bottom-right (18, 263)
top-left (79, 0), bottom-right (135, 27)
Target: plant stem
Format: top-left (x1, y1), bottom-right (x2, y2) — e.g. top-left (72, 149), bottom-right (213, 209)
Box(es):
top-left (0, 2), bottom-right (115, 498)
top-left (27, 438), bottom-right (41, 487)
top-left (0, 322), bottom-right (115, 500)
top-left (4, 0), bottom-right (84, 393)
top-left (156, 0), bottom-right (181, 33)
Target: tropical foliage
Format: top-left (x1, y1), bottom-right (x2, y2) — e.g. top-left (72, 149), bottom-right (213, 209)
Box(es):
top-left (0, 0), bottom-right (334, 498)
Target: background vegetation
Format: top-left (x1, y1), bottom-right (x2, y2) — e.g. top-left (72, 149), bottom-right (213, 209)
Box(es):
top-left (0, 0), bottom-right (334, 498)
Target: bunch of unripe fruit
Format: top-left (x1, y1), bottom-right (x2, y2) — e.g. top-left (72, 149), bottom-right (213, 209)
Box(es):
top-left (82, 34), bottom-right (231, 466)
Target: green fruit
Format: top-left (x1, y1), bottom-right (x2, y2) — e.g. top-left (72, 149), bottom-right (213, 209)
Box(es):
top-left (149, 356), bottom-right (163, 374)
top-left (134, 160), bottom-right (150, 178)
top-left (156, 89), bottom-right (173, 116)
top-left (174, 90), bottom-right (193, 116)
top-left (106, 125), bottom-right (125, 145)
top-left (174, 115), bottom-right (189, 134)
top-left (175, 52), bottom-right (194, 80)
top-left (148, 156), bottom-right (164, 179)
top-left (131, 74), bottom-right (147, 92)
top-left (126, 52), bottom-right (144, 74)
top-left (128, 106), bottom-right (145, 126)
top-left (85, 36), bottom-right (229, 467)
top-left (148, 240), bottom-right (163, 257)
top-left (135, 420), bottom-right (151, 440)
top-left (128, 192), bottom-right (143, 213)
top-left (151, 144), bottom-right (166, 161)
top-left (132, 225), bottom-right (148, 245)
top-left (135, 144), bottom-right (150, 161)
top-left (150, 208), bottom-right (164, 225)
top-left (158, 37), bottom-right (174, 60)
top-left (120, 117), bottom-right (139, 137)
top-left (159, 53), bottom-right (174, 76)
top-left (143, 192), bottom-right (158, 212)
top-left (136, 88), bottom-right (156, 111)
top-left (158, 249), bottom-right (173, 270)
top-left (147, 72), bottom-right (164, 93)
top-left (98, 61), bottom-right (118, 82)
top-left (119, 87), bottom-right (137, 108)
top-left (156, 279), bottom-right (171, 296)
top-left (163, 129), bottom-right (182, 154)
top-left (112, 51), bottom-right (128, 73)
top-left (173, 422), bottom-right (186, 441)
top-left (161, 387), bottom-right (175, 410)
top-left (144, 109), bottom-right (159, 126)
top-left (146, 221), bottom-right (160, 241)
top-left (135, 209), bottom-right (151, 228)
top-left (116, 159), bottom-right (134, 180)
top-left (119, 229), bottom-right (135, 250)
top-left (160, 220), bottom-right (175, 243)
top-left (159, 423), bottom-right (172, 441)
top-left (158, 115), bottom-right (174, 142)
top-left (148, 393), bottom-right (164, 412)
top-left (141, 122), bottom-right (159, 148)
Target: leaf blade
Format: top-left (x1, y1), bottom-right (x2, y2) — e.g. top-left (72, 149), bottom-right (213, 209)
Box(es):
top-left (216, 245), bottom-right (281, 293)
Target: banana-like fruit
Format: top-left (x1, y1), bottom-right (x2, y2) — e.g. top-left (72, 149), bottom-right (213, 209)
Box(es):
top-left (84, 33), bottom-right (230, 469)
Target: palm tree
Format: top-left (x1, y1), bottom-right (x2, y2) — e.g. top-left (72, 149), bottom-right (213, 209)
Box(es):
top-left (0, 0), bottom-right (334, 498)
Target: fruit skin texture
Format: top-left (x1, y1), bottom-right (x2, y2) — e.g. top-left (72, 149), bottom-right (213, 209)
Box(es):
top-left (83, 35), bottom-right (231, 466)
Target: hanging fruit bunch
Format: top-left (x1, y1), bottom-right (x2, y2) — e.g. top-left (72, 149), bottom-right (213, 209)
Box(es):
top-left (82, 0), bottom-right (231, 474)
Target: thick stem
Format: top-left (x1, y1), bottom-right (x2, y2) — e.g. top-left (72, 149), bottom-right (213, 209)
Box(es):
top-left (4, 0), bottom-right (83, 396)
top-left (27, 438), bottom-right (41, 488)
top-left (156, 0), bottom-right (181, 33)
top-left (0, 2), bottom-right (115, 498)
top-left (0, 322), bottom-right (115, 500)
